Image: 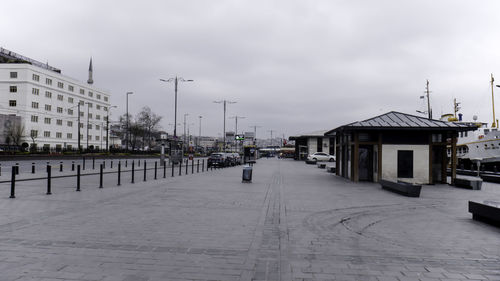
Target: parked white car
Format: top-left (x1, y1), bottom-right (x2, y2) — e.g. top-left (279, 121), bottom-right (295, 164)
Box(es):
top-left (307, 152), bottom-right (335, 162)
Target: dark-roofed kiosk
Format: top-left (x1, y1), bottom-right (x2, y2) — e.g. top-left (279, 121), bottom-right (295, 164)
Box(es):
top-left (325, 112), bottom-right (477, 185)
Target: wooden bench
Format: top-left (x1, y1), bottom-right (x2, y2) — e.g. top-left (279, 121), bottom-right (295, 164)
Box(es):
top-left (317, 163), bottom-right (326, 169)
top-left (379, 179), bottom-right (422, 197)
top-left (453, 177), bottom-right (482, 190)
top-left (469, 201), bottom-right (500, 226)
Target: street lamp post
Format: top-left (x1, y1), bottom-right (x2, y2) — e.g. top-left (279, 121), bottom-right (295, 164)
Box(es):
top-left (159, 77), bottom-right (194, 138)
top-left (106, 105), bottom-right (117, 152)
top-left (249, 125), bottom-right (261, 146)
top-left (198, 115), bottom-right (202, 150)
top-left (230, 115), bottom-right (245, 152)
top-left (126, 92), bottom-right (133, 151)
top-left (183, 113), bottom-right (189, 153)
top-left (213, 100), bottom-right (236, 152)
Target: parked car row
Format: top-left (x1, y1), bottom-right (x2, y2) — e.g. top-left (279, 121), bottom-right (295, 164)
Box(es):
top-left (207, 152), bottom-right (242, 168)
top-left (307, 152), bottom-right (335, 162)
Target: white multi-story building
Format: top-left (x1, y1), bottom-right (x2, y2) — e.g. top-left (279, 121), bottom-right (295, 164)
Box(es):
top-left (0, 48), bottom-right (111, 150)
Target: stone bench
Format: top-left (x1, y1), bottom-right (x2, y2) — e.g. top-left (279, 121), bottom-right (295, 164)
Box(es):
top-left (469, 201), bottom-right (500, 226)
top-left (317, 163), bottom-right (326, 169)
top-left (379, 179), bottom-right (422, 197)
top-left (453, 177), bottom-right (482, 190)
top-left (479, 173), bottom-right (500, 183)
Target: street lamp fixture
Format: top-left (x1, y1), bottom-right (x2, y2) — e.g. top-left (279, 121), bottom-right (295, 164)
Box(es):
top-left (106, 105), bottom-right (117, 152)
top-left (159, 77), bottom-right (194, 138)
top-left (213, 100), bottom-right (236, 152)
top-left (126, 92), bottom-right (133, 151)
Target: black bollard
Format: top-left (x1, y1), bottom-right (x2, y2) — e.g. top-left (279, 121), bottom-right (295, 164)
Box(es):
top-left (99, 164), bottom-right (103, 188)
top-left (60, 161), bottom-right (63, 172)
top-left (83, 157), bottom-right (86, 170)
top-left (0, 163), bottom-right (2, 176)
top-left (192, 159), bottom-right (194, 174)
top-left (32, 162), bottom-right (35, 174)
top-left (76, 165), bottom-right (81, 191)
top-left (202, 159), bottom-right (205, 172)
top-left (125, 159), bottom-right (128, 168)
top-left (111, 160), bottom-right (113, 169)
top-left (117, 161), bottom-right (121, 186)
top-left (92, 157), bottom-right (95, 170)
top-left (103, 160), bottom-right (106, 169)
top-left (163, 161), bottom-right (166, 178)
top-left (197, 160), bottom-right (200, 173)
top-left (179, 160), bottom-right (182, 176)
top-left (15, 163), bottom-right (19, 175)
top-left (138, 160), bottom-right (141, 167)
top-left (72, 161), bottom-right (75, 171)
top-left (185, 159), bottom-right (188, 175)
top-left (154, 161), bottom-right (157, 180)
top-left (143, 161), bottom-right (147, 182)
top-left (171, 161), bottom-right (175, 177)
top-left (46, 165), bottom-right (52, 195)
top-left (10, 166), bottom-right (16, 198)
top-left (131, 161), bottom-right (135, 183)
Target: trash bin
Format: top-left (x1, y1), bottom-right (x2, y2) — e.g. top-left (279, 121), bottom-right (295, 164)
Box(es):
top-left (242, 165), bottom-right (252, 183)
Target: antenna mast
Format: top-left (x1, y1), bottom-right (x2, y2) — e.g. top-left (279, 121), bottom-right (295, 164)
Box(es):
top-left (491, 73), bottom-right (496, 128)
top-left (426, 80), bottom-right (432, 119)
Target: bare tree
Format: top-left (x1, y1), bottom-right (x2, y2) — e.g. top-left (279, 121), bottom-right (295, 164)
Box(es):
top-left (137, 106), bottom-right (162, 150)
top-left (5, 123), bottom-right (25, 146)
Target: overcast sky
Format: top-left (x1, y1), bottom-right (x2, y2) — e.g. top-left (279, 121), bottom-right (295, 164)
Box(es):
top-left (3, 0), bottom-right (500, 138)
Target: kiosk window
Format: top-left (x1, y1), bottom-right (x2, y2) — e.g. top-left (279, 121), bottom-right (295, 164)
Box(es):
top-left (397, 150), bottom-right (413, 178)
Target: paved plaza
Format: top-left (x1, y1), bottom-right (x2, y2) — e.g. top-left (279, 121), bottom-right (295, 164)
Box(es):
top-left (0, 158), bottom-right (499, 281)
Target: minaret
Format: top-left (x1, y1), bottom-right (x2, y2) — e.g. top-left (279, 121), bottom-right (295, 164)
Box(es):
top-left (87, 57), bottom-right (94, 85)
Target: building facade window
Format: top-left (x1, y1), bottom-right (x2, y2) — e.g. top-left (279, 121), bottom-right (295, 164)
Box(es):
top-left (32, 88), bottom-right (39, 95)
top-left (68, 97), bottom-right (74, 103)
top-left (80, 111), bottom-right (84, 117)
top-left (44, 131), bottom-right (51, 138)
top-left (67, 121), bottom-right (73, 127)
top-left (88, 92), bottom-right (93, 97)
top-left (96, 136), bottom-right (100, 141)
top-left (80, 123), bottom-right (84, 128)
top-left (88, 124), bottom-right (92, 129)
top-left (95, 125), bottom-right (100, 130)
top-left (96, 115), bottom-right (100, 120)
top-left (57, 94), bottom-right (63, 101)
top-left (9, 86), bottom-right (17, 93)
top-left (10, 72), bottom-right (17, 78)
top-left (68, 109), bottom-right (73, 115)
top-left (96, 105), bottom-right (101, 110)
top-left (30, 130), bottom-right (38, 138)
top-left (79, 100), bottom-right (84, 105)
top-left (103, 106), bottom-right (108, 111)
top-left (31, 115), bottom-right (38, 123)
top-left (80, 89), bottom-right (85, 95)
top-left (45, 104), bottom-right (52, 111)
top-left (88, 135), bottom-right (92, 140)
top-left (46, 78), bottom-right (52, 85)
top-left (57, 107), bottom-right (63, 113)
top-left (32, 74), bottom-right (40, 81)
top-left (56, 132), bottom-right (62, 138)
top-left (31, 102), bottom-right (39, 109)
top-left (44, 117), bottom-right (51, 124)
top-left (87, 103), bottom-right (92, 108)
top-left (9, 100), bottom-right (16, 107)
top-left (97, 94), bottom-right (101, 100)
top-left (45, 91), bottom-right (52, 98)
top-left (56, 119), bottom-right (62, 125)
top-left (57, 82), bottom-right (64, 88)
top-left (104, 96), bottom-right (108, 102)
top-left (67, 133), bottom-right (73, 139)
top-left (88, 113), bottom-right (93, 119)
top-left (68, 85), bottom-right (74, 92)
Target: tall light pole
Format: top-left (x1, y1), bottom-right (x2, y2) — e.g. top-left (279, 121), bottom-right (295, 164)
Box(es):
top-left (106, 105), bottom-right (117, 152)
top-left (86, 102), bottom-right (90, 150)
top-left (159, 77), bottom-right (194, 138)
top-left (268, 129), bottom-right (275, 147)
top-left (249, 125), bottom-right (261, 146)
top-left (213, 100), bottom-right (236, 152)
top-left (126, 92), bottom-right (133, 151)
top-left (198, 115), bottom-right (202, 150)
top-left (183, 113), bottom-right (189, 153)
top-left (230, 115), bottom-right (245, 152)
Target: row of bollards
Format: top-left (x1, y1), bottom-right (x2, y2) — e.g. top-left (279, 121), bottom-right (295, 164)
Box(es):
top-left (7, 158), bottom-right (216, 198)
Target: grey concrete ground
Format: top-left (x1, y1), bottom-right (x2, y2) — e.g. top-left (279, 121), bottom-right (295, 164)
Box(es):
top-left (0, 158), bottom-right (498, 281)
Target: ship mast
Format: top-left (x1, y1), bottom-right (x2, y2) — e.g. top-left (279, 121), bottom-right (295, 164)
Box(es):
top-left (491, 73), bottom-right (496, 128)
top-left (426, 80), bottom-right (432, 119)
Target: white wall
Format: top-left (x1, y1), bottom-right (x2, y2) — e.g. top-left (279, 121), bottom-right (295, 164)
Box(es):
top-left (381, 144), bottom-right (429, 184)
top-left (307, 137), bottom-right (317, 154)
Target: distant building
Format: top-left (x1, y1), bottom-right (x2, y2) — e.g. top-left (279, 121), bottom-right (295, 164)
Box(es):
top-left (289, 130), bottom-right (335, 160)
top-left (0, 47), bottom-right (112, 150)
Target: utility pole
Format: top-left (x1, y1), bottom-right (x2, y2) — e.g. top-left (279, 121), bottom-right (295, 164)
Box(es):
top-left (213, 100), bottom-right (236, 152)
top-left (425, 80), bottom-right (432, 119)
top-left (126, 92), bottom-right (133, 151)
top-left (198, 116), bottom-right (202, 150)
top-left (183, 113), bottom-right (189, 153)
